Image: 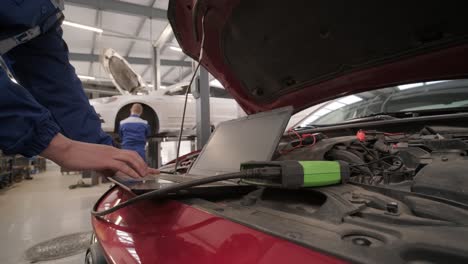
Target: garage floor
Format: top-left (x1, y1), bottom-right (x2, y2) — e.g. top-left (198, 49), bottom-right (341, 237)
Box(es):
top-left (0, 163), bottom-right (110, 264)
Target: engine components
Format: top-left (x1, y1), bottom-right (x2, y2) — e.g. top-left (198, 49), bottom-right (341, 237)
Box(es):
top-left (412, 160), bottom-right (468, 204)
top-left (279, 127), bottom-right (468, 190)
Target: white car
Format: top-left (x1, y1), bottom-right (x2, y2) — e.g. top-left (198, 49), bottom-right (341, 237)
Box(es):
top-left (90, 82), bottom-right (240, 135)
top-left (89, 49), bottom-right (241, 135)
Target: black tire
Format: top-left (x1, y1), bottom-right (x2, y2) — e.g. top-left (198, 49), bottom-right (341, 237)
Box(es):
top-left (114, 104), bottom-right (159, 137)
top-left (85, 243), bottom-right (108, 264)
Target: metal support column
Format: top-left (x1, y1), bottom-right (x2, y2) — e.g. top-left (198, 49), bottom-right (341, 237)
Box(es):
top-left (152, 24), bottom-right (174, 91)
top-left (151, 45), bottom-right (160, 91)
top-left (147, 138), bottom-right (161, 168)
top-left (195, 67), bottom-right (211, 149)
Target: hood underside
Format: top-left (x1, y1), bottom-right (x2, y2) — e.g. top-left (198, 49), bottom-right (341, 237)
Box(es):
top-left (169, 0), bottom-right (468, 114)
top-left (101, 48), bottom-right (147, 95)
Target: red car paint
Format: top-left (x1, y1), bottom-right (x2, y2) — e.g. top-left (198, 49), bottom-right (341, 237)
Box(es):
top-left (92, 187), bottom-right (347, 264)
top-left (169, 0), bottom-right (468, 114)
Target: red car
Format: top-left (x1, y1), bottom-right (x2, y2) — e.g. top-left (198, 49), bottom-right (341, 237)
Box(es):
top-left (87, 0), bottom-right (468, 263)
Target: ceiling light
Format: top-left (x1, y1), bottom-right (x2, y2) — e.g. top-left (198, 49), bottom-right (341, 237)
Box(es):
top-left (338, 95), bottom-right (362, 105)
top-left (397, 82), bottom-right (423, 90)
top-left (63, 20), bottom-right (103, 33)
top-left (77, 75), bottom-right (96, 81)
top-left (170, 46), bottom-right (183, 52)
top-left (209, 79), bottom-right (223, 88)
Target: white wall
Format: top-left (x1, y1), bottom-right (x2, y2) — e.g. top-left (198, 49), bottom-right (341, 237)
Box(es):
top-left (160, 141), bottom-right (192, 165)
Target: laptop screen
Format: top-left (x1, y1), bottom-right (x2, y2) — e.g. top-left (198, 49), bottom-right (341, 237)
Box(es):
top-left (188, 106), bottom-right (293, 176)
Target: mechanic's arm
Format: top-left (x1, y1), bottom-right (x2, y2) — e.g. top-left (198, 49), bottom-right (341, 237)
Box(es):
top-left (119, 124), bottom-right (124, 140)
top-left (146, 123), bottom-right (151, 138)
top-left (4, 26), bottom-right (113, 146)
top-left (0, 70), bottom-right (157, 178)
top-left (41, 134), bottom-right (159, 178)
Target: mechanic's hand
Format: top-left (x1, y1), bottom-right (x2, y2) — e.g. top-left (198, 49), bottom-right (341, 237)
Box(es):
top-left (41, 133), bottom-right (160, 178)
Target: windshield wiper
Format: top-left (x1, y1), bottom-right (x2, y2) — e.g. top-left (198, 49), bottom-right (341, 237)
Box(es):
top-left (347, 113), bottom-right (400, 122)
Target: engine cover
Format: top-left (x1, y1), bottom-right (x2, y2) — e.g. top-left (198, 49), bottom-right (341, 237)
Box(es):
top-left (412, 160), bottom-right (468, 204)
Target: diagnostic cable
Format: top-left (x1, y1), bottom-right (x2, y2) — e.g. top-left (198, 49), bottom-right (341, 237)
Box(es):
top-left (174, 10), bottom-right (208, 172)
top-left (92, 167), bottom-right (281, 217)
top-left (92, 160), bottom-right (350, 217)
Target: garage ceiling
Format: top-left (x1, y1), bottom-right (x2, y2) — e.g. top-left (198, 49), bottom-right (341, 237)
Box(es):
top-left (63, 0), bottom-right (196, 89)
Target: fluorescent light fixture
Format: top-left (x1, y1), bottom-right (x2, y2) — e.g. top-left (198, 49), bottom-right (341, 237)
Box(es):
top-left (324, 101), bottom-right (346, 110)
top-left (398, 82), bottom-right (423, 90)
top-left (10, 78), bottom-right (18, 84)
top-left (77, 75), bottom-right (96, 81)
top-left (63, 20), bottom-right (103, 33)
top-left (338, 95), bottom-right (362, 105)
top-left (210, 79), bottom-right (223, 88)
top-left (170, 46), bottom-right (183, 52)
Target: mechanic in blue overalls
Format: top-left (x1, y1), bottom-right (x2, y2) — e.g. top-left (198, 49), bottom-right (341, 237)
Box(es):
top-left (0, 0), bottom-right (158, 178)
top-left (119, 104), bottom-right (150, 162)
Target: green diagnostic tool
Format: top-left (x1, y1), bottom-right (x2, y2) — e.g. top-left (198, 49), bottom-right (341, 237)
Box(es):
top-left (240, 160), bottom-right (349, 188)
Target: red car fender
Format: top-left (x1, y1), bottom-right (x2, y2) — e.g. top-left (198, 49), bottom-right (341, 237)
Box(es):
top-left (92, 186), bottom-right (347, 264)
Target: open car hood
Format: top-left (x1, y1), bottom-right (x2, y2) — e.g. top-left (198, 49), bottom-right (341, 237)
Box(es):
top-left (101, 48), bottom-right (148, 95)
top-left (168, 0), bottom-right (468, 114)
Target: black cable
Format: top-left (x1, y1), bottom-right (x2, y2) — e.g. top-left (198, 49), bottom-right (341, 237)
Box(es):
top-left (174, 11), bottom-right (208, 172)
top-left (174, 62), bottom-right (202, 172)
top-left (91, 168), bottom-right (281, 217)
top-left (349, 155), bottom-right (403, 170)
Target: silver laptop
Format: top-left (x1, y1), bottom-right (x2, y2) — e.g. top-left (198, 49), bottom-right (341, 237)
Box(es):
top-left (112, 106), bottom-right (293, 193)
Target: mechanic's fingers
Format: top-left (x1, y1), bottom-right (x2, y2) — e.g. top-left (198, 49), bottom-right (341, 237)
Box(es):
top-left (111, 161), bottom-right (140, 179)
top-left (124, 150), bottom-right (147, 169)
top-left (114, 151), bottom-right (146, 177)
top-left (147, 168), bottom-right (160, 175)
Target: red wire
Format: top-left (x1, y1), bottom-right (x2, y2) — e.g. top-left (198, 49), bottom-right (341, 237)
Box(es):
top-left (279, 129), bottom-right (304, 154)
top-left (279, 131), bottom-right (318, 154)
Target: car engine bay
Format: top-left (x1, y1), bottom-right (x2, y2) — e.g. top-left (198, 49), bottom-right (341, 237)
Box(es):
top-left (151, 115), bottom-right (468, 263)
top-left (277, 125), bottom-right (468, 204)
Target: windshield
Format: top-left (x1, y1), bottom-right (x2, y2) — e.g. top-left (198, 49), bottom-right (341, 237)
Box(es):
top-left (297, 79), bottom-right (468, 127)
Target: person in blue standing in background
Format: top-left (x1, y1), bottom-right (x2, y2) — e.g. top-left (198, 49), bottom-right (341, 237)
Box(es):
top-left (0, 0), bottom-right (158, 178)
top-left (119, 104), bottom-right (150, 162)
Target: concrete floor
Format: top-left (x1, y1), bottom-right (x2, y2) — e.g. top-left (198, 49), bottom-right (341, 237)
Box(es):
top-left (0, 163), bottom-right (111, 264)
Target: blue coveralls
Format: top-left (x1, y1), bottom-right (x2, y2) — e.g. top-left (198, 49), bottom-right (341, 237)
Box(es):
top-left (0, 0), bottom-right (112, 157)
top-left (119, 115), bottom-right (149, 161)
